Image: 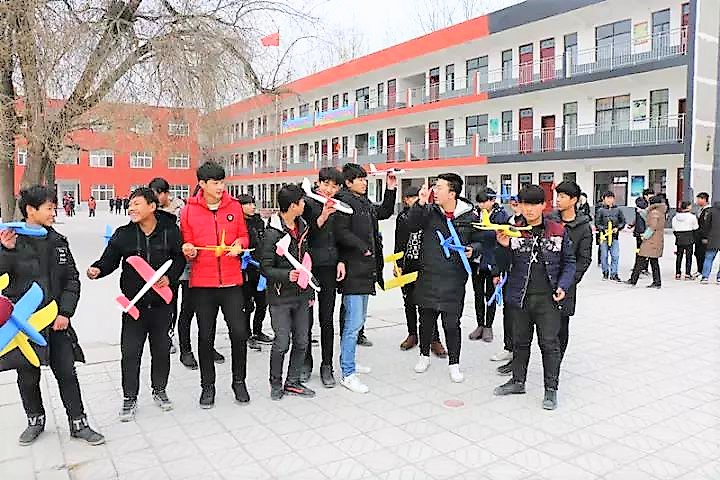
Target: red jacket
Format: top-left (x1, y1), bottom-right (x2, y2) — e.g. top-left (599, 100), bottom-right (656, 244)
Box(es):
top-left (180, 190), bottom-right (249, 287)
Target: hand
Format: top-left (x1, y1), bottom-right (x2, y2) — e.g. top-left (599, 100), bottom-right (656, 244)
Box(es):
top-left (702, 239), bottom-right (708, 245)
top-left (363, 249), bottom-right (372, 257)
top-left (418, 183), bottom-right (430, 205)
top-left (496, 231), bottom-right (510, 247)
top-left (553, 288), bottom-right (566, 302)
top-left (225, 240), bottom-right (242, 257)
top-left (393, 266), bottom-right (402, 278)
top-left (155, 275), bottom-right (169, 288)
top-left (493, 276), bottom-right (501, 286)
top-left (86, 267), bottom-right (101, 280)
top-left (289, 270), bottom-right (300, 282)
top-left (52, 315), bottom-right (69, 331)
top-left (336, 262), bottom-right (346, 281)
top-left (0, 229), bottom-right (17, 250)
top-left (464, 246), bottom-right (473, 259)
top-left (320, 201), bottom-right (336, 220)
top-left (386, 172), bottom-right (398, 190)
top-left (182, 242), bottom-right (197, 258)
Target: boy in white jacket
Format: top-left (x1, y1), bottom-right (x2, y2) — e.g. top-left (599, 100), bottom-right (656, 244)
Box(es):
top-left (672, 201), bottom-right (699, 279)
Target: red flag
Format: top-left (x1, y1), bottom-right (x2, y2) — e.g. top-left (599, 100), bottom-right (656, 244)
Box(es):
top-left (261, 32), bottom-right (280, 47)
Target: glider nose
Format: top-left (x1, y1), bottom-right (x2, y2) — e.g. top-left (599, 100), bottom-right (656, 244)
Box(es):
top-left (0, 296), bottom-right (13, 327)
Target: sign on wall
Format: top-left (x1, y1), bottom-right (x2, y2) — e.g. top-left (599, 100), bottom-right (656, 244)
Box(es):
top-left (633, 21), bottom-right (649, 45)
top-left (283, 115), bottom-right (313, 132)
top-left (631, 175), bottom-right (645, 198)
top-left (315, 104), bottom-right (355, 126)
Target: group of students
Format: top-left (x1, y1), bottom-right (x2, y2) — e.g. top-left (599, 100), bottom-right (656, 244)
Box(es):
top-left (109, 197), bottom-right (130, 215)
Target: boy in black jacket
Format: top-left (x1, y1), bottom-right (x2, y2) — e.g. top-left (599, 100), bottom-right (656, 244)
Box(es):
top-left (260, 185), bottom-right (315, 400)
top-left (87, 188), bottom-right (185, 421)
top-left (0, 186), bottom-right (104, 446)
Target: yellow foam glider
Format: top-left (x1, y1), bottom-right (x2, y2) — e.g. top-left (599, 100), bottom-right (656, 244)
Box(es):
top-left (599, 220), bottom-right (618, 247)
top-left (472, 210), bottom-right (531, 238)
top-left (195, 229), bottom-right (254, 257)
top-left (379, 252), bottom-right (418, 290)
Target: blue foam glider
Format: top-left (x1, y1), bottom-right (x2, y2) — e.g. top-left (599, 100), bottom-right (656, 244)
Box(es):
top-left (241, 250), bottom-right (267, 292)
top-left (103, 225), bottom-right (113, 245)
top-left (486, 274), bottom-right (507, 307)
top-left (436, 218), bottom-right (472, 274)
top-left (0, 222), bottom-right (47, 237)
top-left (0, 283), bottom-right (46, 351)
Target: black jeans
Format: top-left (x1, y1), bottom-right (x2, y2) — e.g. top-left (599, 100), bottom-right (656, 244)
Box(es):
top-left (243, 277), bottom-right (268, 336)
top-left (306, 266), bottom-right (337, 369)
top-left (471, 265), bottom-right (496, 328)
top-left (559, 314), bottom-right (570, 363)
top-left (121, 304), bottom-right (172, 398)
top-left (177, 281), bottom-right (195, 354)
top-left (695, 241), bottom-right (707, 274)
top-left (89, 209), bottom-right (95, 217)
top-left (270, 300), bottom-right (310, 385)
top-left (502, 301), bottom-right (513, 352)
top-left (169, 284), bottom-right (179, 335)
top-left (419, 308), bottom-right (461, 364)
top-left (509, 293), bottom-right (562, 391)
top-left (629, 256), bottom-right (661, 285)
top-left (676, 245), bottom-right (694, 276)
top-left (193, 286), bottom-right (248, 387)
top-left (17, 330), bottom-right (85, 419)
top-left (403, 282), bottom-right (439, 340)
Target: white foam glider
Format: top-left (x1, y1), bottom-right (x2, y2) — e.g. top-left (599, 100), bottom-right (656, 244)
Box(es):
top-left (301, 178), bottom-right (353, 214)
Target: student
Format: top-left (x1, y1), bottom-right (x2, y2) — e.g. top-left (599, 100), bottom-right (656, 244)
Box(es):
top-left (122, 197), bottom-right (130, 215)
top-left (631, 192), bottom-right (651, 277)
top-left (0, 186), bottom-right (104, 446)
top-left (115, 196), bottom-right (122, 214)
top-left (333, 163), bottom-right (396, 394)
top-left (300, 167), bottom-right (347, 387)
top-left (406, 174), bottom-right (483, 383)
top-left (493, 185), bottom-right (576, 410)
top-left (468, 187), bottom-right (508, 343)
top-left (395, 186), bottom-right (445, 357)
top-left (577, 192), bottom-right (591, 218)
top-left (625, 195), bottom-right (667, 288)
top-left (695, 192), bottom-right (711, 277)
top-left (595, 191), bottom-right (626, 281)
top-left (88, 196), bottom-right (96, 217)
top-left (110, 197), bottom-right (115, 213)
top-left (672, 200), bottom-right (699, 280)
top-left (700, 200), bottom-right (720, 284)
top-left (88, 188), bottom-right (186, 421)
top-left (180, 161), bottom-right (250, 408)
top-left (261, 185), bottom-right (316, 400)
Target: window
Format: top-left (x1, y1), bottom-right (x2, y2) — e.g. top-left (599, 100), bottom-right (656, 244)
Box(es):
top-left (649, 169), bottom-right (667, 194)
top-left (465, 176), bottom-right (488, 203)
top-left (130, 117), bottom-right (152, 134)
top-left (289, 108), bottom-right (295, 120)
top-left (89, 118), bottom-right (112, 132)
top-left (342, 136), bottom-right (348, 157)
top-left (596, 19), bottom-right (631, 60)
top-left (299, 103), bottom-right (309, 117)
top-left (168, 120), bottom-right (189, 136)
top-left (377, 83), bottom-right (385, 107)
top-left (169, 185), bottom-right (190, 200)
top-left (91, 184), bottom-right (115, 201)
top-left (465, 114), bottom-right (488, 141)
top-left (594, 170), bottom-right (628, 206)
top-left (563, 172), bottom-right (577, 182)
top-left (314, 100), bottom-right (320, 112)
top-left (596, 95), bottom-right (630, 130)
top-left (342, 93), bottom-right (349, 107)
top-left (321, 97), bottom-right (329, 112)
top-left (501, 111), bottom-right (513, 139)
top-left (466, 56), bottom-right (488, 86)
top-left (355, 87), bottom-right (370, 110)
top-left (299, 143), bottom-right (309, 162)
top-left (652, 9), bottom-right (671, 50)
top-left (563, 102), bottom-right (578, 135)
top-left (446, 64), bottom-right (455, 91)
top-left (650, 89), bottom-right (669, 127)
top-left (564, 33), bottom-right (578, 70)
top-left (90, 149), bottom-right (113, 167)
top-left (518, 173), bottom-right (533, 191)
top-left (332, 94), bottom-right (339, 110)
top-left (500, 174), bottom-right (512, 202)
top-left (502, 50), bottom-right (513, 80)
top-left (168, 152), bottom-right (190, 169)
top-left (58, 148), bottom-right (79, 165)
top-left (130, 152), bottom-right (153, 169)
top-left (445, 119), bottom-right (454, 145)
top-left (17, 148), bottom-right (27, 166)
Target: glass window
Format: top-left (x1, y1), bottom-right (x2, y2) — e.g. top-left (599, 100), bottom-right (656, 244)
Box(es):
top-left (650, 89), bottom-right (669, 127)
top-left (501, 110), bottom-right (513, 138)
top-left (653, 9), bottom-right (671, 50)
top-left (17, 148), bottom-right (27, 166)
top-left (596, 19), bottom-right (631, 59)
top-left (594, 170), bottom-right (628, 205)
top-left (342, 136), bottom-right (348, 157)
top-left (465, 176), bottom-right (488, 203)
top-left (299, 103), bottom-right (309, 117)
top-left (168, 152), bottom-right (190, 169)
top-left (649, 169), bottom-right (667, 194)
top-left (466, 115), bottom-right (479, 138)
top-left (355, 87), bottom-right (370, 109)
top-left (563, 172), bottom-right (577, 182)
top-left (518, 173), bottom-right (533, 191)
top-left (377, 83), bottom-right (385, 107)
top-left (332, 94), bottom-right (339, 110)
top-left (500, 174), bottom-right (512, 203)
top-left (169, 185), bottom-right (190, 200)
top-left (502, 50), bottom-right (513, 80)
top-left (289, 108), bottom-right (295, 120)
top-left (168, 121), bottom-right (189, 136)
top-left (91, 184), bottom-right (115, 201)
top-left (90, 149), bottom-right (114, 167)
top-left (564, 101), bottom-right (578, 135)
top-left (466, 56), bottom-right (488, 86)
top-left (131, 117), bottom-right (152, 135)
top-left (596, 95), bottom-right (630, 130)
top-left (445, 119), bottom-right (454, 145)
top-left (58, 148), bottom-right (79, 165)
top-left (130, 152), bottom-right (152, 169)
top-left (342, 93), bottom-right (349, 107)
top-left (446, 64), bottom-right (455, 91)
top-left (321, 97), bottom-right (329, 112)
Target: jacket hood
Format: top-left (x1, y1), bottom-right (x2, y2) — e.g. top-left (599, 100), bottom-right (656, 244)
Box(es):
top-left (267, 213), bottom-right (309, 238)
top-left (437, 197), bottom-right (474, 218)
top-left (648, 203), bottom-right (667, 214)
top-left (186, 189), bottom-right (234, 210)
top-left (549, 210), bottom-right (591, 229)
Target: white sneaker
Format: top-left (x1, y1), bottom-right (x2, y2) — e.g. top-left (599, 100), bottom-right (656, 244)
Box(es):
top-left (414, 355), bottom-right (431, 373)
top-left (449, 364), bottom-right (464, 383)
top-left (341, 374), bottom-right (369, 394)
top-left (355, 364), bottom-right (372, 374)
top-left (490, 350), bottom-right (513, 362)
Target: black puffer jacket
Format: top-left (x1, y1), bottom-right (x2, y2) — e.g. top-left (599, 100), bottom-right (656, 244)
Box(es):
top-left (91, 212), bottom-right (186, 308)
top-left (406, 198), bottom-right (483, 315)
top-left (394, 205), bottom-right (422, 273)
top-left (260, 214), bottom-right (314, 305)
top-left (595, 205), bottom-right (626, 238)
top-left (550, 211), bottom-right (593, 316)
top-left (704, 202), bottom-right (720, 250)
top-left (334, 188), bottom-right (396, 294)
top-left (244, 213), bottom-right (266, 284)
top-left (302, 195), bottom-right (339, 267)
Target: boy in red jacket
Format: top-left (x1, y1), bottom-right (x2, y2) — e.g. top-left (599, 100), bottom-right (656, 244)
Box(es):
top-left (180, 162), bottom-right (250, 408)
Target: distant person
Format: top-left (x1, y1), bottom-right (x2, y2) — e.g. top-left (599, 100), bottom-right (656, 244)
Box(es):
top-left (595, 191), bottom-right (626, 282)
top-left (672, 201), bottom-right (698, 280)
top-left (695, 192), bottom-right (711, 276)
top-left (88, 196), bottom-right (96, 217)
top-left (109, 198), bottom-right (115, 213)
top-left (577, 192), bottom-right (591, 218)
top-left (115, 197), bottom-right (122, 214)
top-left (626, 196), bottom-right (667, 288)
top-left (700, 200), bottom-right (720, 284)
top-left (122, 197), bottom-right (130, 215)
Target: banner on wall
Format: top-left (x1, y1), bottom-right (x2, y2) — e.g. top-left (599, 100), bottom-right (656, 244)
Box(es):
top-left (631, 175), bottom-right (645, 198)
top-left (315, 104), bottom-right (355, 126)
top-left (489, 118), bottom-right (500, 136)
top-left (283, 115), bottom-right (313, 132)
top-left (633, 21), bottom-right (649, 45)
top-left (632, 99), bottom-right (647, 121)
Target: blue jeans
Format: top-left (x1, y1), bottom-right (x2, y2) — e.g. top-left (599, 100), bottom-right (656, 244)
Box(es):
top-left (600, 240), bottom-right (620, 276)
top-left (340, 295), bottom-right (369, 377)
top-left (702, 249), bottom-right (719, 280)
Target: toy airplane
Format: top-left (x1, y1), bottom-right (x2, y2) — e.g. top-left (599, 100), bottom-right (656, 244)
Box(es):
top-left (378, 252), bottom-right (418, 290)
top-left (117, 257), bottom-right (173, 320)
top-left (0, 222), bottom-right (47, 237)
top-left (472, 210), bottom-right (531, 238)
top-left (367, 164), bottom-right (405, 176)
top-left (301, 178), bottom-right (353, 214)
top-left (599, 220), bottom-right (618, 247)
top-left (103, 225), bottom-right (114, 245)
top-left (486, 274), bottom-right (507, 307)
top-left (275, 234), bottom-right (320, 291)
top-left (437, 219), bottom-right (472, 274)
top-left (195, 230), bottom-right (252, 257)
top-left (241, 250), bottom-right (267, 292)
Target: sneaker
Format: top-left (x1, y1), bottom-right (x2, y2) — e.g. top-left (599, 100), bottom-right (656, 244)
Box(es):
top-left (320, 365), bottom-right (336, 388)
top-left (213, 350), bottom-right (225, 364)
top-left (253, 332), bottom-right (274, 344)
top-left (232, 381), bottom-right (250, 404)
top-left (199, 386), bottom-right (215, 409)
top-left (18, 414), bottom-right (45, 446)
top-left (271, 384), bottom-right (284, 401)
top-left (69, 416), bottom-right (105, 446)
top-left (357, 334), bottom-right (373, 347)
top-left (449, 364), bottom-right (464, 383)
top-left (180, 352), bottom-right (199, 370)
top-left (400, 334), bottom-right (418, 351)
top-left (152, 390), bottom-right (174, 412)
top-left (602, 272), bottom-right (609, 281)
top-left (355, 364), bottom-right (372, 374)
top-left (430, 341), bottom-right (448, 358)
top-left (675, 274), bottom-right (681, 280)
top-left (493, 379), bottom-right (526, 396)
top-left (169, 335), bottom-right (177, 354)
top-left (481, 327), bottom-right (494, 343)
top-left (700, 278), bottom-right (709, 284)
top-left (543, 390), bottom-right (558, 410)
top-left (496, 361), bottom-right (513, 376)
top-left (119, 397), bottom-right (137, 421)
top-left (624, 280), bottom-right (636, 286)
top-left (299, 365), bottom-right (312, 383)
top-left (414, 355), bottom-right (430, 373)
top-left (468, 326), bottom-right (484, 340)
top-left (610, 275), bottom-right (622, 282)
top-left (284, 382), bottom-right (316, 397)
top-left (684, 274), bottom-right (693, 281)
top-left (491, 350), bottom-right (513, 362)
top-left (341, 374), bottom-right (369, 394)
top-left (248, 337), bottom-right (262, 351)
top-left (646, 283), bottom-right (661, 289)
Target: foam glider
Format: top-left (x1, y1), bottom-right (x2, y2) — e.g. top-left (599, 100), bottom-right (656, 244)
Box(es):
top-left (378, 252), bottom-right (418, 290)
top-left (437, 219), bottom-right (472, 274)
top-left (117, 256), bottom-right (173, 320)
top-left (241, 250), bottom-right (267, 292)
top-left (486, 274), bottom-right (507, 307)
top-left (367, 164), bottom-right (405, 176)
top-left (0, 222), bottom-right (47, 237)
top-left (195, 230), bottom-right (252, 257)
top-left (103, 225), bottom-right (114, 246)
top-left (301, 178), bottom-right (353, 214)
top-left (275, 234), bottom-right (320, 291)
top-left (472, 210), bottom-right (531, 238)
top-left (599, 220), bottom-right (618, 247)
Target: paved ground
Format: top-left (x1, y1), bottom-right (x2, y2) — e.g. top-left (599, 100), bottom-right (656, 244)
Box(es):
top-left (0, 210), bottom-right (718, 480)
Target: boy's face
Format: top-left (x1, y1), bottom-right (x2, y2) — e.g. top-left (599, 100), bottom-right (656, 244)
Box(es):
top-left (433, 179), bottom-right (455, 207)
top-left (520, 201), bottom-right (545, 224)
top-left (346, 176), bottom-right (367, 195)
top-left (403, 195), bottom-right (418, 207)
top-left (27, 201), bottom-right (56, 227)
top-left (290, 198), bottom-right (305, 217)
top-left (603, 196), bottom-right (615, 207)
top-left (478, 199), bottom-right (494, 211)
top-left (556, 193), bottom-right (577, 213)
top-left (155, 190), bottom-right (170, 207)
top-left (242, 203), bottom-right (255, 216)
top-left (318, 180), bottom-right (339, 198)
top-left (509, 200), bottom-right (521, 214)
top-left (128, 196), bottom-right (156, 223)
top-left (696, 196), bottom-right (707, 207)
top-left (200, 179), bottom-right (225, 202)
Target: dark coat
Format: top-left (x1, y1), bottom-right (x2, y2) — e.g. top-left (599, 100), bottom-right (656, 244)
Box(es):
top-left (595, 205), bottom-right (626, 238)
top-left (473, 203), bottom-right (509, 273)
top-left (697, 206), bottom-right (711, 243)
top-left (577, 202), bottom-right (591, 219)
top-left (701, 203), bottom-right (720, 250)
top-left (302, 195), bottom-right (339, 267)
top-left (334, 188), bottom-right (396, 295)
top-left (550, 211), bottom-right (593, 316)
top-left (406, 199), bottom-right (483, 315)
top-left (633, 197), bottom-right (648, 237)
top-left (244, 213), bottom-right (266, 284)
top-left (394, 205), bottom-right (422, 273)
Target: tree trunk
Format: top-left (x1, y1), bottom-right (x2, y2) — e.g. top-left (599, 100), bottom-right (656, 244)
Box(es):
top-left (0, 141), bottom-right (15, 221)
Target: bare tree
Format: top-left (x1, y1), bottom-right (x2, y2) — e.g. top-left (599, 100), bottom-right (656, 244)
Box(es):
top-left (415, 0), bottom-right (518, 33)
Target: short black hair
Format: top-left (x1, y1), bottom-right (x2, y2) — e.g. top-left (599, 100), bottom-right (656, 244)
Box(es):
top-left (197, 161), bottom-right (225, 182)
top-left (602, 190), bottom-right (615, 199)
top-left (475, 187), bottom-right (497, 203)
top-left (19, 185), bottom-right (57, 218)
top-left (237, 194), bottom-right (255, 205)
top-left (437, 173), bottom-right (463, 196)
top-left (342, 163), bottom-right (367, 184)
top-left (129, 187), bottom-right (158, 206)
top-left (518, 185), bottom-right (546, 205)
top-left (277, 184), bottom-right (304, 213)
top-left (697, 192), bottom-right (710, 201)
top-left (679, 200), bottom-right (692, 210)
top-left (649, 195), bottom-right (664, 205)
top-left (555, 181), bottom-right (581, 200)
top-left (149, 177), bottom-right (170, 193)
top-left (580, 192), bottom-right (588, 198)
top-left (319, 167), bottom-right (344, 185)
top-left (642, 188), bottom-right (654, 197)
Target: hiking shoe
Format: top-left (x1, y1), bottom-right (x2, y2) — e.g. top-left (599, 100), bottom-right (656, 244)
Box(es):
top-left (213, 350), bottom-right (225, 364)
top-left (232, 381), bottom-right (250, 404)
top-left (152, 390), bottom-right (174, 411)
top-left (357, 334), bottom-right (373, 347)
top-left (414, 355), bottom-right (430, 373)
top-left (253, 332), bottom-right (274, 344)
top-left (496, 361), bottom-right (513, 376)
top-left (430, 341), bottom-right (448, 358)
top-left (284, 382), bottom-right (316, 398)
top-left (468, 326), bottom-right (484, 340)
top-left (491, 350), bottom-right (513, 362)
top-left (199, 386), bottom-right (215, 409)
top-left (18, 414), bottom-right (45, 446)
top-left (320, 365), bottom-right (336, 388)
top-left (271, 384), bottom-right (284, 401)
top-left (400, 334), bottom-right (418, 350)
top-left (248, 337), bottom-right (262, 351)
top-left (69, 416), bottom-right (105, 446)
top-left (449, 364), bottom-right (465, 383)
top-left (180, 352), bottom-right (199, 370)
top-left (493, 380), bottom-right (526, 396)
top-left (119, 398), bottom-right (137, 422)
top-left (543, 390), bottom-right (558, 410)
top-left (341, 374), bottom-right (369, 394)
top-left (481, 327), bottom-right (494, 343)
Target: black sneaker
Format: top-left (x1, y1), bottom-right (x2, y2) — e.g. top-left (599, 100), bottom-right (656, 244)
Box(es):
top-left (320, 365), bottom-right (336, 388)
top-left (232, 381), bottom-right (250, 404)
top-left (69, 416), bottom-right (105, 446)
top-left (624, 280), bottom-right (636, 286)
top-left (602, 272), bottom-right (609, 281)
top-left (152, 389), bottom-right (174, 411)
top-left (248, 337), bottom-right (262, 351)
top-left (496, 361), bottom-right (513, 376)
top-left (254, 332), bottom-right (274, 344)
top-left (610, 275), bottom-right (622, 282)
top-left (180, 352), bottom-right (199, 370)
top-left (18, 414), bottom-right (45, 446)
top-left (493, 379), bottom-right (526, 396)
top-left (646, 283), bottom-right (661, 289)
top-left (284, 382), bottom-right (316, 397)
top-left (357, 334), bottom-right (373, 347)
top-left (200, 386), bottom-right (215, 409)
top-left (119, 397), bottom-right (137, 422)
top-left (213, 349), bottom-right (225, 364)
top-left (543, 390), bottom-right (558, 410)
top-left (270, 384), bottom-right (284, 400)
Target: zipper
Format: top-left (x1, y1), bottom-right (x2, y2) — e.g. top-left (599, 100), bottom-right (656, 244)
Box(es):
top-left (213, 211), bottom-right (223, 285)
top-left (519, 236), bottom-right (536, 308)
